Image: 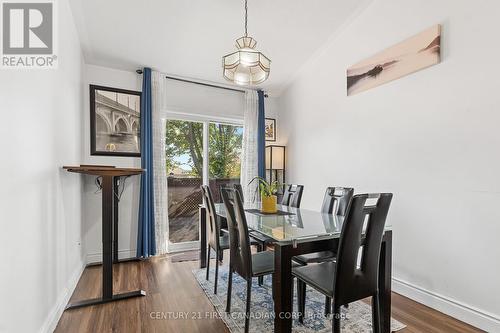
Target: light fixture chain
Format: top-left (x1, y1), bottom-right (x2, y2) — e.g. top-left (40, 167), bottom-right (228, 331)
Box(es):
top-left (244, 0), bottom-right (248, 37)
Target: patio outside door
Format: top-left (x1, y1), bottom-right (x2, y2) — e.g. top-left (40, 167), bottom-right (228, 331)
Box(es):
top-left (166, 118), bottom-right (242, 252)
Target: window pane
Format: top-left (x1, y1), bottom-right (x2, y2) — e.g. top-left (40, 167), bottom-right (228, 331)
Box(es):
top-left (166, 120), bottom-right (203, 244)
top-left (208, 122), bottom-right (243, 203)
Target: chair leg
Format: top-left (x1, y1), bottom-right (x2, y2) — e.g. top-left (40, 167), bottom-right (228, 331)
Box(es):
top-left (219, 249), bottom-right (224, 263)
top-left (226, 266), bottom-right (233, 313)
top-left (214, 248), bottom-right (219, 294)
top-left (372, 292), bottom-right (381, 333)
top-left (271, 274), bottom-right (275, 300)
top-left (245, 279), bottom-right (252, 333)
top-left (206, 246), bottom-right (211, 281)
top-left (258, 276), bottom-right (264, 286)
top-left (297, 279), bottom-right (306, 324)
top-left (332, 304), bottom-right (341, 333)
top-left (324, 296), bottom-right (331, 316)
top-left (257, 243), bottom-right (264, 286)
top-left (295, 278), bottom-right (300, 322)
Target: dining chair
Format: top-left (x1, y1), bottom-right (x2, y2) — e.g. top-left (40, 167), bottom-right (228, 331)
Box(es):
top-left (293, 187), bottom-right (354, 266)
top-left (201, 185), bottom-right (230, 294)
top-left (233, 183), bottom-right (244, 202)
top-left (221, 188), bottom-right (276, 333)
top-left (219, 184), bottom-right (239, 203)
top-left (219, 184), bottom-right (244, 208)
top-left (230, 182), bottom-right (277, 285)
top-left (293, 187), bottom-right (354, 315)
top-left (281, 184), bottom-right (304, 208)
top-left (203, 185), bottom-right (263, 294)
top-left (292, 193), bottom-right (393, 333)
top-left (227, 183), bottom-right (274, 284)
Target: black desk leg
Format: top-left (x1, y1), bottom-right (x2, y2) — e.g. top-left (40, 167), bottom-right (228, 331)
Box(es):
top-left (65, 175), bottom-right (145, 310)
top-left (102, 175), bottom-right (114, 299)
top-left (86, 176), bottom-right (142, 267)
top-left (273, 244), bottom-right (294, 333)
top-left (113, 177), bottom-right (119, 263)
top-left (199, 206), bottom-right (207, 269)
top-left (379, 231), bottom-right (392, 333)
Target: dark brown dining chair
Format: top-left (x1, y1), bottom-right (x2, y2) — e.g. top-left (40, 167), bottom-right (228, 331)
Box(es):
top-left (221, 188), bottom-right (276, 333)
top-left (203, 185), bottom-right (262, 294)
top-left (219, 183), bottom-right (241, 204)
top-left (321, 187), bottom-right (354, 215)
top-left (227, 183), bottom-right (272, 285)
top-left (281, 184), bottom-right (304, 208)
top-left (293, 187), bottom-right (354, 266)
top-left (293, 193), bottom-right (393, 333)
top-left (293, 187), bottom-right (354, 315)
top-left (233, 183), bottom-right (244, 202)
top-left (201, 185), bottom-right (229, 294)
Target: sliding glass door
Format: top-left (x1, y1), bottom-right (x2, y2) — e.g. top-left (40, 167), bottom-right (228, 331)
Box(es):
top-left (208, 122), bottom-right (243, 203)
top-left (166, 119), bottom-right (204, 251)
top-left (165, 117), bottom-right (242, 252)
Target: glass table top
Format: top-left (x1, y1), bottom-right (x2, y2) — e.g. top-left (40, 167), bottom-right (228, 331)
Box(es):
top-left (214, 203), bottom-right (392, 244)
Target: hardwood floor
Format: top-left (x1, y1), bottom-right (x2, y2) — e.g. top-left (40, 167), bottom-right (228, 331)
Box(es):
top-left (56, 253), bottom-right (483, 333)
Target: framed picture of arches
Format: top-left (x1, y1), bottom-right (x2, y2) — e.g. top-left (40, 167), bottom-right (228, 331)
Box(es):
top-left (90, 84), bottom-right (141, 157)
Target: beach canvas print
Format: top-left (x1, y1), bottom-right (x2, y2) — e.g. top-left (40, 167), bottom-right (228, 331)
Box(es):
top-left (347, 25), bottom-right (441, 96)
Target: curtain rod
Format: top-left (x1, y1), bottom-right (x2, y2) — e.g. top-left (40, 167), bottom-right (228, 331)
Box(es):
top-left (135, 69), bottom-right (268, 97)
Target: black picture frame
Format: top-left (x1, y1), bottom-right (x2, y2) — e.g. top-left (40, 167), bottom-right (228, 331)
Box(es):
top-left (265, 117), bottom-right (276, 142)
top-left (90, 84), bottom-right (142, 157)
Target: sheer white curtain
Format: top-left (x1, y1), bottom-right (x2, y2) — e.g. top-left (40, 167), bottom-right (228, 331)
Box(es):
top-left (241, 91), bottom-right (259, 203)
top-left (152, 71), bottom-right (168, 254)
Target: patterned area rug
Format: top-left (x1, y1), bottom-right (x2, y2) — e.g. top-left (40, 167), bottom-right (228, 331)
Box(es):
top-left (193, 267), bottom-right (406, 332)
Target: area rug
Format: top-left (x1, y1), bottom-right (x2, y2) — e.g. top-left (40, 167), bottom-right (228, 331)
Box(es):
top-left (193, 267), bottom-right (406, 332)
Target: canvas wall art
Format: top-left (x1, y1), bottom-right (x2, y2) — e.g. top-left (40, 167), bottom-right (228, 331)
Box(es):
top-left (265, 118), bottom-right (276, 141)
top-left (347, 24), bottom-right (441, 96)
top-left (90, 85), bottom-right (141, 156)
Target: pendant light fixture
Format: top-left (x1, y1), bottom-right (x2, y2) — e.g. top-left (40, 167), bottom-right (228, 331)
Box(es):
top-left (222, 0), bottom-right (270, 85)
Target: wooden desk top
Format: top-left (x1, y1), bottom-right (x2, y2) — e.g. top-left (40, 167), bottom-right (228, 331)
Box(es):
top-left (63, 165), bottom-right (145, 177)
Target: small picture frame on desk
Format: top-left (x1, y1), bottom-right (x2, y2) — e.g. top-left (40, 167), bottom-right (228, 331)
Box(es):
top-left (265, 118), bottom-right (276, 142)
top-left (90, 84), bottom-right (141, 157)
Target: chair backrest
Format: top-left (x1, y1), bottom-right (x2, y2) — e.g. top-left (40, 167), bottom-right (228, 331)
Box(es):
top-left (201, 185), bottom-right (221, 249)
top-left (220, 188), bottom-right (252, 279)
top-left (334, 193), bottom-right (392, 305)
top-left (233, 184), bottom-right (244, 203)
top-left (281, 184), bottom-right (304, 208)
top-left (219, 184), bottom-right (233, 203)
top-left (219, 183), bottom-right (244, 203)
top-left (321, 187), bottom-right (354, 215)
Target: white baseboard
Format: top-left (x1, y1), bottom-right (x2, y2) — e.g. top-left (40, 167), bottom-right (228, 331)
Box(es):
top-left (393, 277), bottom-right (500, 332)
top-left (86, 249), bottom-right (137, 264)
top-left (39, 260), bottom-right (86, 333)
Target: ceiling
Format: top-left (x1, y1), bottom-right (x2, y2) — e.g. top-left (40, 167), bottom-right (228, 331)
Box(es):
top-left (69, 0), bottom-right (370, 95)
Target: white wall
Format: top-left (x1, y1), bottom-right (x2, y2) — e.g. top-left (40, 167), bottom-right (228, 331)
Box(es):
top-left (278, 0), bottom-right (500, 331)
top-left (264, 97), bottom-right (286, 146)
top-left (82, 65), bottom-right (142, 262)
top-left (0, 1), bottom-right (85, 332)
top-left (82, 64), bottom-right (279, 260)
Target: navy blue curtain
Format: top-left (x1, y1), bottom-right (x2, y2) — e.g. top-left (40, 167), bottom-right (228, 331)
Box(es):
top-left (137, 67), bottom-right (156, 257)
top-left (257, 90), bottom-right (266, 179)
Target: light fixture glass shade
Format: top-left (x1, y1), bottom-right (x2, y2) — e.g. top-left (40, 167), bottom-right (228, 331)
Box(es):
top-left (223, 36), bottom-right (270, 85)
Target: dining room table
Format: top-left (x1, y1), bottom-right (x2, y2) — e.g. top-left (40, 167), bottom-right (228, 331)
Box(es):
top-left (198, 203), bottom-right (393, 333)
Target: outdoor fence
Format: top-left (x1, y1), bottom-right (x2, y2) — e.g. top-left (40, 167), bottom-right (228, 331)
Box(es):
top-left (167, 177), bottom-right (240, 243)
